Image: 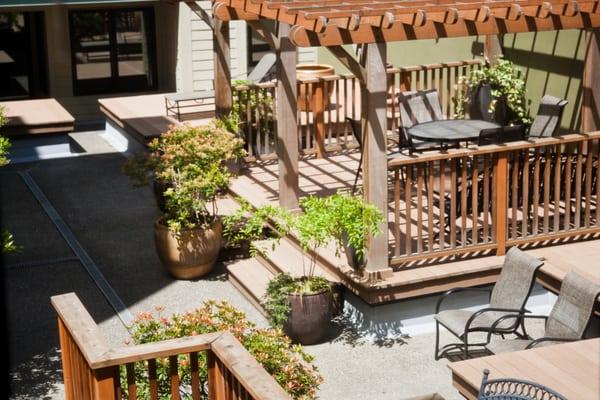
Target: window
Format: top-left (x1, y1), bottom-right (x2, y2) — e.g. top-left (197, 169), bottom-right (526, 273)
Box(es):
top-left (0, 12), bottom-right (48, 100)
top-left (69, 8), bottom-right (157, 95)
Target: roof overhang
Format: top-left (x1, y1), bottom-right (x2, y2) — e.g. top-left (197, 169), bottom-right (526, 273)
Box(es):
top-left (1, 0), bottom-right (158, 8)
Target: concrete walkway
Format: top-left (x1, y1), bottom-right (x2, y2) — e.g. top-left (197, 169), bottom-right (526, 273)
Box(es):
top-left (2, 132), bottom-right (545, 400)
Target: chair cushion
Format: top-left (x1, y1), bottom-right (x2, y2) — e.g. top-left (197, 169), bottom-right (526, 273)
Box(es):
top-left (434, 309), bottom-right (518, 337)
top-left (486, 339), bottom-right (532, 354)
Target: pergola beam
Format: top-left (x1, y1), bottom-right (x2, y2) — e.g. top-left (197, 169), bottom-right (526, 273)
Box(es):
top-left (325, 46), bottom-right (366, 83)
top-left (288, 12), bottom-right (600, 46)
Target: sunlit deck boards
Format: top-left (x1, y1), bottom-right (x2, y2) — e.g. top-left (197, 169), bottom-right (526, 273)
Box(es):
top-left (0, 98), bottom-right (74, 136)
top-left (98, 93), bottom-right (215, 144)
top-left (449, 338), bottom-right (600, 400)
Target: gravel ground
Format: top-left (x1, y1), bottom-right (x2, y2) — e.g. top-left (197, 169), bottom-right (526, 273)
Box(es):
top-left (3, 132), bottom-right (545, 400)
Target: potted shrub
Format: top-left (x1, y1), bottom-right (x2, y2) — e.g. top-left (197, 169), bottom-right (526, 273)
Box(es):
top-left (0, 106), bottom-right (19, 254)
top-left (127, 121), bottom-right (245, 279)
top-left (325, 192), bottom-right (385, 270)
top-left (124, 300), bottom-right (322, 399)
top-left (455, 58), bottom-right (531, 126)
top-left (262, 193), bottom-right (382, 344)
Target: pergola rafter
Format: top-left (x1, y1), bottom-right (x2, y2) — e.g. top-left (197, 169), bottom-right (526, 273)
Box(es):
top-left (213, 0), bottom-right (600, 45)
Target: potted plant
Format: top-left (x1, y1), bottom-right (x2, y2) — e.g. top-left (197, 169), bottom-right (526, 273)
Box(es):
top-left (0, 106), bottom-right (19, 254)
top-left (222, 197), bottom-right (294, 258)
top-left (127, 121), bottom-right (245, 279)
top-left (455, 58), bottom-right (531, 126)
top-left (325, 192), bottom-right (385, 270)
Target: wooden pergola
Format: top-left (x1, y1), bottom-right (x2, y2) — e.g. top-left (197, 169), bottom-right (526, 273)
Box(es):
top-left (174, 0), bottom-right (600, 279)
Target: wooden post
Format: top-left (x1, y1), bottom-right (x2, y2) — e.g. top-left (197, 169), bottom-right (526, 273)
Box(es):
top-left (276, 23), bottom-right (300, 210)
top-left (493, 152), bottom-right (508, 255)
top-left (313, 80), bottom-right (326, 158)
top-left (92, 367), bottom-right (120, 400)
top-left (213, 19), bottom-right (232, 117)
top-left (582, 29), bottom-right (600, 132)
top-left (484, 35), bottom-right (503, 65)
top-left (362, 42), bottom-right (392, 279)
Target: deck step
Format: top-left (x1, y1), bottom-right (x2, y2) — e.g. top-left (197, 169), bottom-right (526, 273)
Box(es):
top-left (253, 237), bottom-right (342, 283)
top-left (227, 258), bottom-right (273, 317)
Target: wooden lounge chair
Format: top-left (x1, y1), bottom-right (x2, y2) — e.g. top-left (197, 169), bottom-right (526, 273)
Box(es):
top-left (486, 270), bottom-right (600, 354)
top-left (434, 247), bottom-right (544, 360)
top-left (477, 369), bottom-right (567, 400)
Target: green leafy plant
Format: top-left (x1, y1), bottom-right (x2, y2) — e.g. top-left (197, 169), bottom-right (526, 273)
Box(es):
top-left (0, 105), bottom-right (19, 254)
top-left (222, 198), bottom-right (294, 256)
top-left (123, 121), bottom-right (246, 232)
top-left (123, 300), bottom-right (322, 399)
top-left (262, 192), bottom-right (382, 327)
top-left (323, 192), bottom-right (384, 266)
top-left (455, 58), bottom-right (531, 125)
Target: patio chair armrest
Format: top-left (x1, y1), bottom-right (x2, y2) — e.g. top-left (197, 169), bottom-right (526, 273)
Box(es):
top-left (466, 307), bottom-right (528, 332)
top-left (525, 337), bottom-right (576, 349)
top-left (435, 287), bottom-right (492, 314)
top-left (485, 310), bottom-right (531, 342)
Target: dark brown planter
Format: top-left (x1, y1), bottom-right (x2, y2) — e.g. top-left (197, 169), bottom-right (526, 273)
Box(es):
top-left (153, 218), bottom-right (222, 279)
top-left (283, 289), bottom-right (332, 345)
top-left (341, 232), bottom-right (366, 270)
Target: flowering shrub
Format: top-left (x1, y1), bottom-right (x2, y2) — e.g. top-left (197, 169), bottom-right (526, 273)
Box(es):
top-left (123, 300), bottom-right (322, 399)
top-left (123, 121), bottom-right (246, 231)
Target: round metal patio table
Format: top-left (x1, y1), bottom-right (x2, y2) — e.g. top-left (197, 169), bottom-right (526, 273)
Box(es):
top-left (407, 119), bottom-right (501, 147)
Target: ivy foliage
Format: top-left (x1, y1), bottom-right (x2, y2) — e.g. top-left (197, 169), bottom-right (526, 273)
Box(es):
top-left (123, 300), bottom-right (322, 399)
top-left (0, 106), bottom-right (19, 254)
top-left (455, 58), bottom-right (531, 125)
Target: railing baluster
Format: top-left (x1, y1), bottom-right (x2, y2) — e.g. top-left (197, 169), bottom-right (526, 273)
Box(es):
top-left (169, 355), bottom-right (181, 400)
top-left (148, 359), bottom-right (159, 400)
top-left (461, 157), bottom-right (468, 247)
top-left (405, 166), bottom-right (413, 255)
top-left (394, 169), bottom-right (401, 257)
top-left (596, 140), bottom-right (600, 226)
top-left (522, 152), bottom-right (530, 238)
top-left (450, 159), bottom-right (457, 249)
top-left (575, 141), bottom-right (583, 228)
top-left (416, 165), bottom-right (424, 253)
top-left (190, 352), bottom-right (201, 400)
top-left (511, 152), bottom-right (519, 240)
top-left (565, 143), bottom-right (573, 230)
top-left (126, 363), bottom-right (137, 400)
top-left (471, 155), bottom-right (479, 245)
top-left (532, 149), bottom-right (541, 235)
top-left (585, 140), bottom-right (593, 228)
top-left (554, 144), bottom-right (562, 233)
top-left (543, 146), bottom-right (551, 234)
top-left (427, 162), bottom-right (435, 252)
top-left (483, 155), bottom-right (490, 243)
top-left (439, 158), bottom-right (446, 250)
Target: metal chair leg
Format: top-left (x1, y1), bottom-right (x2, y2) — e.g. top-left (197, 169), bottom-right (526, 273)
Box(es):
top-left (463, 333), bottom-right (469, 359)
top-left (435, 320), bottom-right (441, 360)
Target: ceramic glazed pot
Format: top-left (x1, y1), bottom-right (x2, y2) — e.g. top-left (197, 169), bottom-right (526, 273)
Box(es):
top-left (283, 289), bottom-right (332, 344)
top-left (296, 64), bottom-right (335, 112)
top-left (341, 231), bottom-right (366, 270)
top-left (154, 218), bottom-right (222, 279)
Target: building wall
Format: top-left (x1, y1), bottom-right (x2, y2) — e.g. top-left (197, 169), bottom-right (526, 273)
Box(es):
top-left (316, 32), bottom-right (586, 133)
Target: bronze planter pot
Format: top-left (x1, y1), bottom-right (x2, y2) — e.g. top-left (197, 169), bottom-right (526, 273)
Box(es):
top-left (154, 219), bottom-right (222, 279)
top-left (284, 289), bottom-right (332, 345)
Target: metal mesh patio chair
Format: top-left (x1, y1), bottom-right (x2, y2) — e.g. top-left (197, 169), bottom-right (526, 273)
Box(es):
top-left (478, 369), bottom-right (567, 400)
top-left (434, 247), bottom-right (544, 360)
top-left (528, 95), bottom-right (568, 138)
top-left (486, 270), bottom-right (600, 354)
top-left (397, 90), bottom-right (448, 154)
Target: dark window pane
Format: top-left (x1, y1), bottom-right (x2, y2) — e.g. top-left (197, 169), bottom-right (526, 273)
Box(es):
top-left (71, 11), bottom-right (111, 81)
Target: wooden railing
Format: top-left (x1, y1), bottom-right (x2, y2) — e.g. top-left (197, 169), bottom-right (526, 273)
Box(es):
top-left (387, 132), bottom-right (600, 266)
top-left (233, 60), bottom-right (482, 158)
top-left (52, 293), bottom-right (291, 400)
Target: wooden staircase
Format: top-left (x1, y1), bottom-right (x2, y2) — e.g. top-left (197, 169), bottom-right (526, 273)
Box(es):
top-left (227, 236), bottom-right (345, 316)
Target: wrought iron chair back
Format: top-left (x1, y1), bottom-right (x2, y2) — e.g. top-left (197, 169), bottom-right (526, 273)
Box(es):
top-left (478, 369), bottom-right (567, 400)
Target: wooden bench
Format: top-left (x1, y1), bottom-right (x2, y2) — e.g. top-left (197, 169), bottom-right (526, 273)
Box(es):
top-left (0, 98), bottom-right (75, 136)
top-left (164, 91), bottom-right (215, 121)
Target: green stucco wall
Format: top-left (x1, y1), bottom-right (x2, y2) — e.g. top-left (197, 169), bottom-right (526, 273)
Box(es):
top-left (316, 30), bottom-right (587, 133)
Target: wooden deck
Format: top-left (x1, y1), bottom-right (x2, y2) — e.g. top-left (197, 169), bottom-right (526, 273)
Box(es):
top-left (98, 93), bottom-right (215, 144)
top-left (0, 99), bottom-right (74, 136)
top-left (231, 151), bottom-right (600, 304)
top-left (448, 338), bottom-right (600, 399)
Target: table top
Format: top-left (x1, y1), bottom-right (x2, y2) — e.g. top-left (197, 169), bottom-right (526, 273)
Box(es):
top-left (448, 338), bottom-right (600, 400)
top-left (407, 119), bottom-right (501, 143)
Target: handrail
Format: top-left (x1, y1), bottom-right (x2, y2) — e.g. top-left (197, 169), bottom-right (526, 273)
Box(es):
top-left (52, 293), bottom-right (291, 400)
top-left (388, 132), bottom-right (600, 167)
